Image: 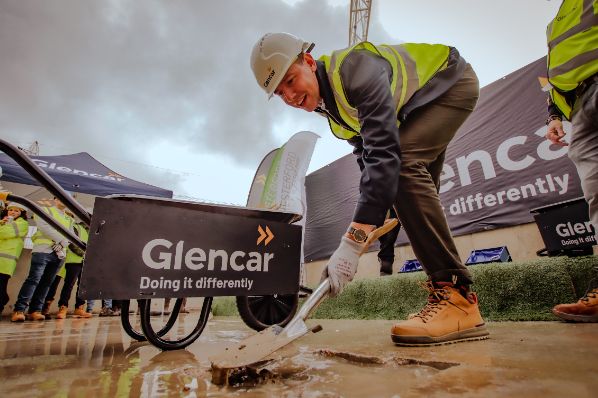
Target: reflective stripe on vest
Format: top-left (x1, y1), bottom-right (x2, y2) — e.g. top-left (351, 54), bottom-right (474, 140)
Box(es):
top-left (547, 0), bottom-right (598, 92)
top-left (0, 253), bottom-right (17, 261)
top-left (318, 42), bottom-right (449, 139)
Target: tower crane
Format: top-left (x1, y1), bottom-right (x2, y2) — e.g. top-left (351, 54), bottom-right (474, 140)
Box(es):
top-left (349, 0), bottom-right (372, 47)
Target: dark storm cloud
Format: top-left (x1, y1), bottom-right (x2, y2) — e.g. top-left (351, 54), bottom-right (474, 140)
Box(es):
top-left (1, 0), bottom-right (376, 191)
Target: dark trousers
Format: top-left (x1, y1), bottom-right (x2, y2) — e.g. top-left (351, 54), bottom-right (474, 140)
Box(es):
top-left (45, 263), bottom-right (85, 308)
top-left (14, 252), bottom-right (62, 313)
top-left (0, 273), bottom-right (10, 312)
top-left (394, 64), bottom-right (479, 285)
top-left (377, 208), bottom-right (400, 262)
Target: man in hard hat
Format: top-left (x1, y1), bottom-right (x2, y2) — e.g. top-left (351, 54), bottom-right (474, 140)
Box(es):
top-left (250, 33), bottom-right (488, 346)
top-left (543, 0), bottom-right (598, 323)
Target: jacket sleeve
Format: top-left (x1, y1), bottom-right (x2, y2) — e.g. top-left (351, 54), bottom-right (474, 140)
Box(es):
top-left (347, 135), bottom-right (365, 172)
top-left (340, 50), bottom-right (401, 226)
top-left (35, 214), bottom-right (70, 244)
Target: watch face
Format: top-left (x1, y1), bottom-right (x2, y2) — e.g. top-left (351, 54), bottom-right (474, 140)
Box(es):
top-left (352, 228), bottom-right (367, 243)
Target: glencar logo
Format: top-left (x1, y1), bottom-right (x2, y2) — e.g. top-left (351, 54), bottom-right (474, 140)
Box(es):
top-left (257, 225), bottom-right (274, 246)
top-left (32, 159), bottom-right (126, 182)
top-left (141, 238), bottom-right (275, 272)
top-left (264, 67), bottom-right (275, 88)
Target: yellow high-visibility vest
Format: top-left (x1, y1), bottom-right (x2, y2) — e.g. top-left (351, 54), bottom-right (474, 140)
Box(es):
top-left (0, 217), bottom-right (29, 276)
top-left (547, 0), bottom-right (598, 118)
top-left (318, 42), bottom-right (450, 139)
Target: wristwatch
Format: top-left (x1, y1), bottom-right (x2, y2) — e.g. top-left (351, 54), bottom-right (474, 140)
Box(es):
top-left (347, 226), bottom-right (368, 243)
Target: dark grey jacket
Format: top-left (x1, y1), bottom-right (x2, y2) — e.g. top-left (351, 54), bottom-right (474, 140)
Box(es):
top-left (315, 46), bottom-right (467, 226)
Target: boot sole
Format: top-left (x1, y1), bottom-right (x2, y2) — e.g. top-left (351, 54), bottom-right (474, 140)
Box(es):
top-left (552, 309), bottom-right (598, 323)
top-left (391, 325), bottom-right (490, 346)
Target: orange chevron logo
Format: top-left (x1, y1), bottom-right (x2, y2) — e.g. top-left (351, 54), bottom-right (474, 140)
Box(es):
top-left (257, 225), bottom-right (275, 246)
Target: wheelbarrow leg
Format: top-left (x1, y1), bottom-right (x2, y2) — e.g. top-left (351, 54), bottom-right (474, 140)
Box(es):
top-left (140, 297), bottom-right (213, 351)
top-left (120, 299), bottom-right (145, 342)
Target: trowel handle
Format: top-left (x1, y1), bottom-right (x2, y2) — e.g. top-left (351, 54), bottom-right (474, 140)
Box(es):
top-left (295, 278), bottom-right (330, 321)
top-left (361, 218), bottom-right (399, 255)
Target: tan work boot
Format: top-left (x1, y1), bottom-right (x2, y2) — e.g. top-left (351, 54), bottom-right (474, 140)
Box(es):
top-left (391, 282), bottom-right (489, 346)
top-left (42, 300), bottom-right (53, 317)
top-left (55, 305), bottom-right (68, 319)
top-left (552, 288), bottom-right (598, 323)
top-left (73, 305), bottom-right (92, 318)
top-left (27, 311), bottom-right (46, 321)
top-left (11, 311), bottom-right (26, 322)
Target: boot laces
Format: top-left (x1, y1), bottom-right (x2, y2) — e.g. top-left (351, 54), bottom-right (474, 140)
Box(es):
top-left (581, 288), bottom-right (598, 302)
top-left (413, 281), bottom-right (451, 322)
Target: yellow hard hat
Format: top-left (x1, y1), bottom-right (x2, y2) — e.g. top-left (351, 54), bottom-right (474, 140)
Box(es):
top-left (250, 32), bottom-right (314, 99)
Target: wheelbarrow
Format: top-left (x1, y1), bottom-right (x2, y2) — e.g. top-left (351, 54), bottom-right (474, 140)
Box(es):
top-left (0, 138), bottom-right (310, 351)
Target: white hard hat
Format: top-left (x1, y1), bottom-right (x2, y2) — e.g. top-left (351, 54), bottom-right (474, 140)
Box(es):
top-left (6, 202), bottom-right (26, 211)
top-left (250, 32), bottom-right (314, 99)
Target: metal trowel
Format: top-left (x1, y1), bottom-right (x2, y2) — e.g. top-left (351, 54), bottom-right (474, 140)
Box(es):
top-left (210, 218), bottom-right (399, 382)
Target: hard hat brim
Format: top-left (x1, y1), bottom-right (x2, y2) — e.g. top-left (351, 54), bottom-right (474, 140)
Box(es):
top-left (266, 41), bottom-right (315, 100)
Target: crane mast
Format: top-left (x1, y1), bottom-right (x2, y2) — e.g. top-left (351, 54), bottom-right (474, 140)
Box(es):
top-left (349, 0), bottom-right (372, 47)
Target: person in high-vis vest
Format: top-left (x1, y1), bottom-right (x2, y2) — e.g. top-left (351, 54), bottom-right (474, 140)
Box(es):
top-left (544, 0), bottom-right (598, 323)
top-left (250, 33), bottom-right (489, 346)
top-left (11, 197), bottom-right (72, 322)
top-left (0, 202), bottom-right (29, 316)
top-left (43, 218), bottom-right (92, 319)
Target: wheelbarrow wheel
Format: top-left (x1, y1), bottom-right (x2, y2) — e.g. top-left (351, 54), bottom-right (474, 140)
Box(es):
top-left (236, 293), bottom-right (299, 332)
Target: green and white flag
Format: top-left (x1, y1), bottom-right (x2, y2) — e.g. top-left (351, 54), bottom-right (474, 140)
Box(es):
top-left (247, 131), bottom-right (319, 218)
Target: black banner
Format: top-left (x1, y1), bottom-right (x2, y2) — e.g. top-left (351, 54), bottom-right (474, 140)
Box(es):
top-left (79, 197), bottom-right (302, 299)
top-left (304, 57), bottom-right (584, 262)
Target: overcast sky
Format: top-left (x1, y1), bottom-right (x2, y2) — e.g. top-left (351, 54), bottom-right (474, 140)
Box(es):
top-left (0, 0), bottom-right (562, 205)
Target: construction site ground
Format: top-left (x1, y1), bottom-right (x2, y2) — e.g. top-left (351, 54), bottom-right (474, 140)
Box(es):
top-left (1, 315), bottom-right (596, 397)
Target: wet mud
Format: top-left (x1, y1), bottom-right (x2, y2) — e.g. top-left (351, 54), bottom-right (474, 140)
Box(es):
top-left (0, 316), bottom-right (597, 397)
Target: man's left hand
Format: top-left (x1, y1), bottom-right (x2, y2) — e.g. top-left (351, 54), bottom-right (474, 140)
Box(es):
top-left (546, 119), bottom-right (568, 146)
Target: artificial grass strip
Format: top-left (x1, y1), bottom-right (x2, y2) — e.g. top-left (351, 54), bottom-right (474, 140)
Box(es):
top-left (313, 255), bottom-right (597, 321)
top-left (210, 256), bottom-right (597, 322)
top-left (211, 296), bottom-right (238, 316)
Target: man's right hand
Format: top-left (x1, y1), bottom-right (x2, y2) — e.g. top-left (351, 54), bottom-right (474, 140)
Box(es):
top-left (546, 119), bottom-right (568, 146)
top-left (321, 236), bottom-right (364, 297)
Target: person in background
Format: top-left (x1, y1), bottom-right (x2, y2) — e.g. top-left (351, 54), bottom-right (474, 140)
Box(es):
top-left (0, 202), bottom-right (29, 317)
top-left (543, 0), bottom-right (598, 323)
top-left (377, 209), bottom-right (400, 276)
top-left (151, 297), bottom-right (189, 316)
top-left (250, 32), bottom-right (488, 345)
top-left (43, 218), bottom-right (91, 319)
top-left (99, 299), bottom-right (122, 317)
top-left (11, 197), bottom-right (72, 322)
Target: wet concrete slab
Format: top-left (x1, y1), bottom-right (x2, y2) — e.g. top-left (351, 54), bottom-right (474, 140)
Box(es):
top-left (0, 315), bottom-right (596, 397)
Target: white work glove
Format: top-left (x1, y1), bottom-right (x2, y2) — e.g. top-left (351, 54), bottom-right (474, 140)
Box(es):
top-left (321, 236), bottom-right (364, 297)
